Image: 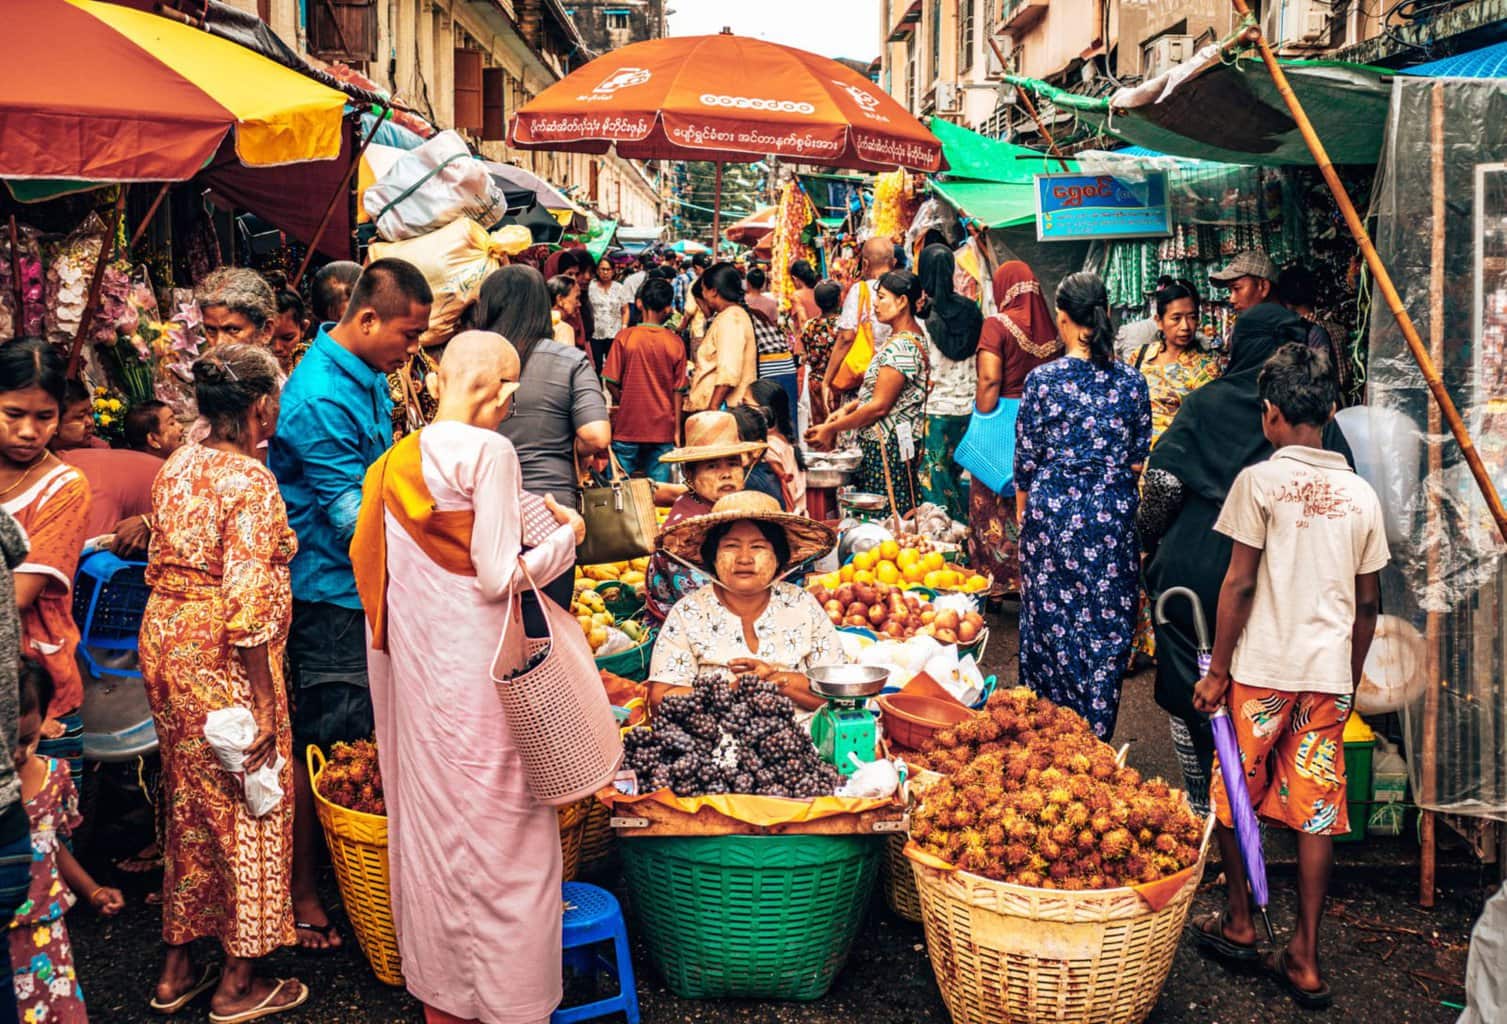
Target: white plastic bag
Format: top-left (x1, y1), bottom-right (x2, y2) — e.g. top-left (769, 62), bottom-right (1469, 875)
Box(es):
top-left (203, 707), bottom-right (286, 817)
top-left (836, 756), bottom-right (900, 799)
top-left (1459, 884), bottom-right (1507, 1024)
top-left (363, 130), bottom-right (506, 242)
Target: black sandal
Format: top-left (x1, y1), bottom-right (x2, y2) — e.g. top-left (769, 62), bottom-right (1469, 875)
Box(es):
top-left (1265, 949), bottom-right (1333, 1009)
top-left (294, 920), bottom-right (343, 952)
top-left (1191, 910), bottom-right (1261, 965)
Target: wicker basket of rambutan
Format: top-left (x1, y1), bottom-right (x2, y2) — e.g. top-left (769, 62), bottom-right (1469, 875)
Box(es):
top-left (900, 688), bottom-right (1214, 1024)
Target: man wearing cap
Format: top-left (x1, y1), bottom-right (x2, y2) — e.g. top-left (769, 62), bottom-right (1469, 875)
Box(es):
top-left (1210, 250), bottom-right (1280, 315)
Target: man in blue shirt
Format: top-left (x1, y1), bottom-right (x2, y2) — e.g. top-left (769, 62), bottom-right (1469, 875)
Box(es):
top-left (270, 257), bottom-right (431, 949)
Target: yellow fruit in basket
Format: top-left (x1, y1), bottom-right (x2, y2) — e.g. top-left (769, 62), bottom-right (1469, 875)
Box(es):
top-left (876, 561), bottom-right (900, 585)
top-left (922, 551), bottom-right (945, 573)
top-left (592, 611), bottom-right (615, 628)
top-left (821, 572), bottom-right (841, 590)
top-left (587, 626), bottom-right (608, 651)
top-left (922, 570), bottom-right (941, 589)
top-left (576, 614), bottom-right (593, 633)
top-left (965, 575), bottom-right (989, 593)
top-left (878, 539), bottom-right (900, 561)
top-left (620, 570), bottom-right (646, 587)
top-left (853, 568), bottom-right (876, 586)
top-left (852, 549), bottom-right (877, 572)
top-left (902, 560), bottom-right (927, 585)
top-left (839, 564), bottom-right (856, 584)
top-left (896, 547), bottom-right (920, 570)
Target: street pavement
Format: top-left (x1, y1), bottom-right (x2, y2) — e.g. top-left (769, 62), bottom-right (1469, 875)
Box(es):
top-left (70, 604), bottom-right (1485, 1023)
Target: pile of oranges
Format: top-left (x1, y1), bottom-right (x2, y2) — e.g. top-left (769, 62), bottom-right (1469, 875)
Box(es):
top-left (812, 540), bottom-right (990, 594)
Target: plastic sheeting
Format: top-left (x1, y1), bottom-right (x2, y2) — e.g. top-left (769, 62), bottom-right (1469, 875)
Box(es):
top-left (1364, 77), bottom-right (1507, 819)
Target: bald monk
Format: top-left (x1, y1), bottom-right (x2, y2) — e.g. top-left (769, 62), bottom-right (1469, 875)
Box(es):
top-left (352, 330), bottom-right (585, 1024)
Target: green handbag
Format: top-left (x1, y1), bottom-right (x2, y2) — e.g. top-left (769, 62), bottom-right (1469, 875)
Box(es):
top-left (575, 450), bottom-right (658, 566)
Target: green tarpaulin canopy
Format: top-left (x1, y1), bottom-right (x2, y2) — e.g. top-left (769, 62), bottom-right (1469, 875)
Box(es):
top-left (926, 117), bottom-right (1073, 228)
top-left (1006, 46), bottom-right (1394, 167)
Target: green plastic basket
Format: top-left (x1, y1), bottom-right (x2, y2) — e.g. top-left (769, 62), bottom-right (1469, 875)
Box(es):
top-left (593, 628), bottom-right (656, 681)
top-left (620, 834), bottom-right (881, 1000)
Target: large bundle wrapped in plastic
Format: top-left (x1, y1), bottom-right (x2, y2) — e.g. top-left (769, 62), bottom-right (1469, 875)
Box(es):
top-left (363, 130), bottom-right (506, 242)
top-left (367, 220), bottom-right (532, 346)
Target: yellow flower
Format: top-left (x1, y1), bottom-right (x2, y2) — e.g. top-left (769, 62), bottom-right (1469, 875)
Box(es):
top-left (94, 387), bottom-right (107, 396)
top-left (107, 398), bottom-right (123, 412)
top-left (98, 413), bottom-right (113, 427)
top-left (31, 925), bottom-right (47, 947)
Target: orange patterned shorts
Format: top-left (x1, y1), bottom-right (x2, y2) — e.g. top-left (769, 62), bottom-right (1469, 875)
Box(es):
top-left (1210, 682), bottom-right (1352, 837)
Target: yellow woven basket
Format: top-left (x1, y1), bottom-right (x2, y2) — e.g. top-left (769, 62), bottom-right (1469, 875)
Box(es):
top-left (578, 798), bottom-right (614, 868)
top-left (882, 833), bottom-right (923, 922)
top-left (906, 816), bottom-right (1214, 1024)
top-left (558, 797), bottom-right (588, 881)
top-left (307, 746), bottom-right (403, 986)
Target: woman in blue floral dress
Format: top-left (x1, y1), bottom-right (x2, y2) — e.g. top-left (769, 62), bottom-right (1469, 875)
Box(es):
top-left (1015, 273), bottom-right (1152, 738)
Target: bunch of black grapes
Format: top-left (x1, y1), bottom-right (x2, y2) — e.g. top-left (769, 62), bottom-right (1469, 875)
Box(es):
top-left (622, 674), bottom-right (840, 798)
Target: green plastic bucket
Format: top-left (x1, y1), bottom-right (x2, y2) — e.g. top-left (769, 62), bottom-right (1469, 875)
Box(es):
top-left (620, 833), bottom-right (881, 1000)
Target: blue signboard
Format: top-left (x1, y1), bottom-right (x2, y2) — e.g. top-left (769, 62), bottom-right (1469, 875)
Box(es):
top-left (1034, 171), bottom-right (1172, 242)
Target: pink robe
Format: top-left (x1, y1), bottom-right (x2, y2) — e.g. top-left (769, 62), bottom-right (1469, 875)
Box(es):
top-left (367, 421), bottom-right (576, 1024)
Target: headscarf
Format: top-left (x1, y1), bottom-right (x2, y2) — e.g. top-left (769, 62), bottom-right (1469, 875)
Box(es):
top-left (541, 247), bottom-right (588, 349)
top-left (1148, 301), bottom-right (1349, 504)
top-left (989, 261), bottom-right (1059, 360)
top-left (917, 244), bottom-right (983, 361)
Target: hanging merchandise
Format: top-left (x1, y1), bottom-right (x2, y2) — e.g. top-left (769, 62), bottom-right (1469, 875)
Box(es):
top-left (872, 169), bottom-right (907, 241)
top-left (0, 226), bottom-right (44, 343)
top-left (363, 130), bottom-right (507, 243)
top-left (770, 181), bottom-right (817, 316)
top-left (44, 213), bottom-right (112, 348)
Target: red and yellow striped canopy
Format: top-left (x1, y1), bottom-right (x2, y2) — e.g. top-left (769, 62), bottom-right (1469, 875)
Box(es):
top-left (1, 0), bottom-right (348, 182)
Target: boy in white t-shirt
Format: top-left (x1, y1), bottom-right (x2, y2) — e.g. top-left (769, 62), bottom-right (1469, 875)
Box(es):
top-left (1191, 343), bottom-right (1388, 1010)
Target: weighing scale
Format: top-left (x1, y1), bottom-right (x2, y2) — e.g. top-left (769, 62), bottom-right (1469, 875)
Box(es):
top-left (808, 665), bottom-right (888, 777)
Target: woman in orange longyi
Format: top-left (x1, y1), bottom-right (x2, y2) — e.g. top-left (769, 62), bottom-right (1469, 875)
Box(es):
top-left (139, 344), bottom-right (307, 1023)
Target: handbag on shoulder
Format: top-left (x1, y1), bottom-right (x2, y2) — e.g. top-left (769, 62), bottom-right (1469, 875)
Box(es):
top-left (831, 282), bottom-right (875, 392)
top-left (576, 449), bottom-right (658, 565)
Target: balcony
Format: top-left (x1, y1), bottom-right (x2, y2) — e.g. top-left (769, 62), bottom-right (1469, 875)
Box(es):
top-left (887, 0), bottom-right (922, 42)
top-left (996, 0), bottom-right (1048, 34)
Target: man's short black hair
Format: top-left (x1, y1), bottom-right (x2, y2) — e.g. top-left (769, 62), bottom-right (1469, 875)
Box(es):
top-left (124, 399), bottom-right (169, 450)
top-left (691, 253), bottom-right (711, 270)
top-left (746, 267), bottom-right (768, 290)
top-left (639, 277), bottom-right (674, 314)
top-left (311, 261), bottom-right (362, 322)
top-left (64, 379), bottom-right (90, 408)
top-left (343, 259), bottom-right (434, 322)
top-left (1276, 265), bottom-right (1319, 310)
top-left (1259, 342), bottom-right (1337, 427)
top-left (814, 281), bottom-right (842, 314)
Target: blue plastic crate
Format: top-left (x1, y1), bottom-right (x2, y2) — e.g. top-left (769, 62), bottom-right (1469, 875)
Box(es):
top-left (72, 550), bottom-right (150, 680)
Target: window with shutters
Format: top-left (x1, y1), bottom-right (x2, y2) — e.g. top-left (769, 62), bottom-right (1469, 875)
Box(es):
top-left (307, 0), bottom-right (377, 61)
top-left (959, 0), bottom-right (975, 73)
top-left (482, 68), bottom-right (506, 141)
top-left (454, 49), bottom-right (484, 135)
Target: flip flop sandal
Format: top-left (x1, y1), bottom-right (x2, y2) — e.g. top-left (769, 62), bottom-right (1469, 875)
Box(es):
top-left (294, 920), bottom-right (343, 951)
top-left (1190, 910), bottom-right (1261, 965)
top-left (1265, 949), bottom-right (1334, 1010)
top-left (148, 963), bottom-right (218, 1014)
top-left (207, 978), bottom-right (309, 1024)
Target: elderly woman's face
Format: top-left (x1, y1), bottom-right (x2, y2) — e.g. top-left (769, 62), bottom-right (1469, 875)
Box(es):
top-left (714, 521), bottom-right (780, 594)
top-left (687, 456), bottom-right (745, 502)
top-left (202, 305), bottom-right (266, 346)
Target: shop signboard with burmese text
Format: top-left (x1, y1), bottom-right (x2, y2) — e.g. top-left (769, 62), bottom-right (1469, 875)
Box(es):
top-left (1034, 171), bottom-right (1172, 242)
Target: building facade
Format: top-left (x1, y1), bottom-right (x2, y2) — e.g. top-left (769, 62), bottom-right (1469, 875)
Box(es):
top-left (229, 0), bottom-right (664, 227)
top-left (565, 0), bottom-right (668, 56)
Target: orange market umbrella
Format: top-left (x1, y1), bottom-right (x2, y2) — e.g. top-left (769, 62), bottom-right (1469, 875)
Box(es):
top-left (1, 0), bottom-right (347, 183)
top-left (509, 31), bottom-right (943, 243)
top-left (724, 205), bottom-right (778, 245)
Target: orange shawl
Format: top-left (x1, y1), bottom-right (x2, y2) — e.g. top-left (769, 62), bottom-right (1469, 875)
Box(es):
top-left (351, 430), bottom-right (476, 652)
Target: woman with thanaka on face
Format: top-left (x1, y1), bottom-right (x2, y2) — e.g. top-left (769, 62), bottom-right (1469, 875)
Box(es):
top-left (353, 330), bottom-right (584, 1024)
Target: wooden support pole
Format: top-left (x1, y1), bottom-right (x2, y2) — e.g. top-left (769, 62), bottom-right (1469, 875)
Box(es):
top-left (986, 36), bottom-right (1071, 171)
top-left (292, 107), bottom-right (385, 289)
top-left (1226, 0), bottom-right (1507, 546)
top-left (1420, 81), bottom-right (1445, 909)
top-left (711, 162), bottom-right (724, 255)
top-left (66, 188), bottom-right (127, 379)
top-left (7, 216), bottom-right (23, 329)
top-left (128, 182), bottom-right (173, 253)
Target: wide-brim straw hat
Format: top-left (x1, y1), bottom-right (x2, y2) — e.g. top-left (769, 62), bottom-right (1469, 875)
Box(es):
top-left (658, 410), bottom-right (767, 464)
top-left (659, 490), bottom-right (837, 568)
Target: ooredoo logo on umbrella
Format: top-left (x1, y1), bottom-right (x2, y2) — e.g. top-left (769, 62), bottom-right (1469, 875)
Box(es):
top-left (698, 94), bottom-right (816, 115)
top-left (578, 67), bottom-right (652, 101)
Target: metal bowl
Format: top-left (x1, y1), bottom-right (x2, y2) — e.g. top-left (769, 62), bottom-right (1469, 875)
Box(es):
top-left (805, 447), bottom-right (863, 472)
top-left (806, 468), bottom-right (852, 489)
top-left (839, 489), bottom-right (889, 512)
top-left (808, 663), bottom-right (890, 699)
top-left (837, 521), bottom-right (894, 564)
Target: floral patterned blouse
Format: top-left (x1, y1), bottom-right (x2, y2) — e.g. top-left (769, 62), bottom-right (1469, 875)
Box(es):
top-left (1127, 342), bottom-right (1225, 444)
top-left (800, 313), bottom-right (841, 383)
top-left (648, 581), bottom-right (844, 687)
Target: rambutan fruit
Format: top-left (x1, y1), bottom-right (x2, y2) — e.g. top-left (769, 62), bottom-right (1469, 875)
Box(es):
top-left (1143, 777), bottom-right (1172, 800)
top-left (985, 823), bottom-right (1006, 846)
top-left (1028, 854), bottom-right (1049, 874)
top-left (1039, 839), bottom-right (1062, 862)
top-left (964, 787), bottom-right (991, 811)
top-left (1090, 757), bottom-right (1116, 780)
top-left (934, 728), bottom-right (958, 749)
top-left (1067, 775), bottom-right (1094, 801)
top-left (1153, 833), bottom-right (1177, 854)
top-left (951, 807), bottom-right (975, 828)
top-left (1065, 802), bottom-right (1090, 828)
top-left (1039, 766), bottom-right (1066, 787)
top-left (956, 718), bottom-right (982, 743)
top-left (1004, 843), bottom-right (1030, 867)
top-left (1137, 828), bottom-right (1154, 846)
top-left (1101, 828), bottom-right (1132, 860)
top-left (1049, 822), bottom-right (1075, 847)
top-left (1066, 753), bottom-right (1093, 777)
top-left (1174, 844), bottom-right (1199, 866)
top-left (1046, 786), bottom-right (1072, 808)
top-left (1016, 870), bottom-right (1043, 888)
top-left (1062, 876), bottom-right (1086, 892)
top-left (977, 719), bottom-right (1002, 742)
top-left (1006, 818), bottom-right (1036, 845)
top-left (1123, 853), bottom-right (1148, 879)
top-left (1041, 879), bottom-right (1058, 890)
top-left (1016, 789), bottom-right (1046, 816)
top-left (1037, 804), bottom-right (1061, 826)
top-left (1048, 860), bottom-right (1071, 881)
top-left (1004, 756), bottom-right (1030, 784)
top-left (1086, 873), bottom-right (1107, 889)
top-left (1077, 829), bottom-right (1097, 852)
top-left (1114, 767), bottom-right (1143, 789)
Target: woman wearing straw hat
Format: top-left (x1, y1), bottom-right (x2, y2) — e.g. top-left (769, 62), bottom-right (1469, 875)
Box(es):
top-left (648, 491), bottom-right (840, 712)
top-left (643, 411), bottom-right (768, 624)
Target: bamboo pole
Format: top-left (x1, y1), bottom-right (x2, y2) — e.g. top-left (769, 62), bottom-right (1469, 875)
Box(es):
top-left (66, 188), bottom-right (127, 379)
top-left (128, 182), bottom-right (173, 252)
top-left (985, 36), bottom-right (1071, 171)
top-left (7, 217), bottom-right (23, 330)
top-left (1227, 0), bottom-right (1507, 545)
top-left (1420, 81), bottom-right (1445, 908)
top-left (292, 107), bottom-right (385, 289)
top-left (711, 162), bottom-right (724, 255)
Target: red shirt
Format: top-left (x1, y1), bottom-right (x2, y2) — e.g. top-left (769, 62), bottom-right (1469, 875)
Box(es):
top-left (61, 448), bottom-right (163, 538)
top-left (602, 324), bottom-right (687, 444)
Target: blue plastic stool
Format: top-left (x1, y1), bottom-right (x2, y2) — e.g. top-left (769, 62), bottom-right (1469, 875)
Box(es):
top-left (552, 882), bottom-right (640, 1024)
top-left (72, 550), bottom-right (150, 680)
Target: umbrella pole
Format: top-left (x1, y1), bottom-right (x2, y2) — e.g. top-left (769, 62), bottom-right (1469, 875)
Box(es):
top-left (711, 163), bottom-right (723, 255)
top-left (1227, 0), bottom-right (1507, 545)
top-left (128, 183), bottom-right (173, 253)
top-left (66, 187), bottom-right (127, 379)
top-left (292, 106), bottom-right (386, 289)
top-left (985, 37), bottom-right (1071, 171)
